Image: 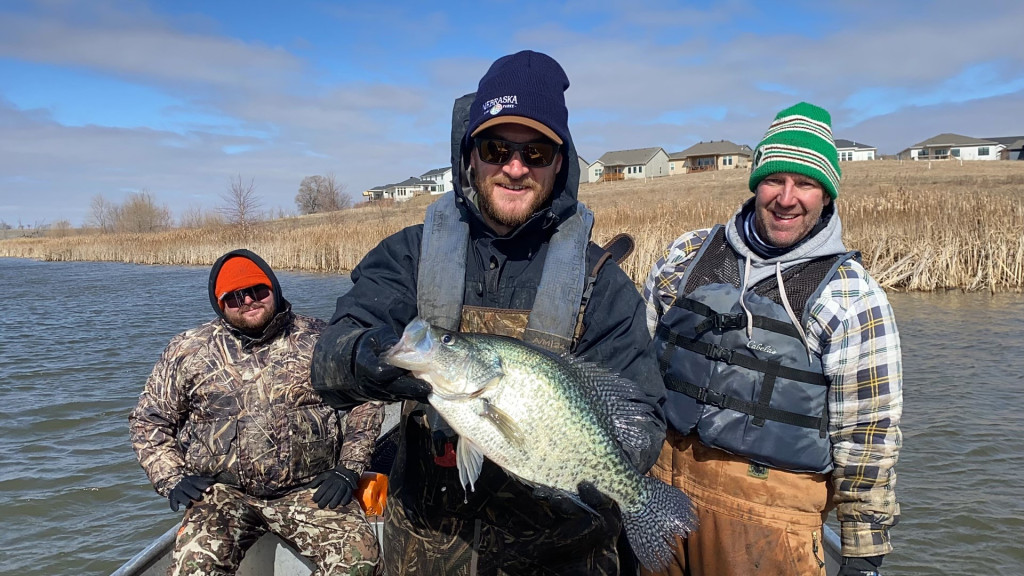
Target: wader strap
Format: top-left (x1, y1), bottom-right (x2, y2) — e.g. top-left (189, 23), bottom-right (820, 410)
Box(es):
top-left (663, 375), bottom-right (825, 431)
top-left (674, 297), bottom-right (804, 339)
top-left (656, 323), bottom-right (828, 386)
top-left (418, 191), bottom-right (467, 331)
top-left (523, 203), bottom-right (593, 353)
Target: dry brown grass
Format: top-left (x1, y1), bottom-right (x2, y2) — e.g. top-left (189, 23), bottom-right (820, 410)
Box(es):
top-left (3, 160), bottom-right (1023, 292)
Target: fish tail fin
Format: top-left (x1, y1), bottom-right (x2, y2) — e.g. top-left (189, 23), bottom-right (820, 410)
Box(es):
top-left (621, 476), bottom-right (697, 571)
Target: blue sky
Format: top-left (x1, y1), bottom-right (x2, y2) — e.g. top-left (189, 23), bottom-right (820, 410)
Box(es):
top-left (2, 0), bottom-right (1023, 227)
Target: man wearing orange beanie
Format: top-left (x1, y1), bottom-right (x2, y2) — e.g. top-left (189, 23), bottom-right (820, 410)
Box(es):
top-left (130, 249), bottom-right (384, 575)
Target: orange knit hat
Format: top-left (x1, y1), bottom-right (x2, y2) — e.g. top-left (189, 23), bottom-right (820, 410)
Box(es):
top-left (215, 256), bottom-right (272, 307)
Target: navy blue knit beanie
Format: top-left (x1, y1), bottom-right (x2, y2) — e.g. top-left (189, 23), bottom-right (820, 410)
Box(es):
top-left (466, 50), bottom-right (570, 146)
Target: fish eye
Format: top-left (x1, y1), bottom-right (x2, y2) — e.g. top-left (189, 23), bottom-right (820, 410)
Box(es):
top-left (440, 333), bottom-right (454, 345)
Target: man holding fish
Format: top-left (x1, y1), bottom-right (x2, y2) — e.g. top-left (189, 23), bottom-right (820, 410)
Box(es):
top-left (312, 51), bottom-right (681, 575)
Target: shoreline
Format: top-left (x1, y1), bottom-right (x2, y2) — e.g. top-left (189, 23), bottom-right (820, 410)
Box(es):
top-left (3, 160), bottom-right (1023, 293)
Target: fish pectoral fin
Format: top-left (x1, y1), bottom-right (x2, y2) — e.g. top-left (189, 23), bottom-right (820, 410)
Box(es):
top-left (456, 437), bottom-right (485, 493)
top-left (481, 399), bottom-right (524, 447)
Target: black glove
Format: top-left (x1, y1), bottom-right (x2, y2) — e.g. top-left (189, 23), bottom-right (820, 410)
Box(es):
top-left (308, 465), bottom-right (360, 509)
top-left (168, 475), bottom-right (216, 512)
top-left (353, 325), bottom-right (430, 402)
top-left (838, 555), bottom-right (883, 576)
top-left (534, 481), bottom-right (617, 524)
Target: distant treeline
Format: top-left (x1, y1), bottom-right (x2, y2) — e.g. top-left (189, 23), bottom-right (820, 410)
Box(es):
top-left (2, 160), bottom-right (1022, 293)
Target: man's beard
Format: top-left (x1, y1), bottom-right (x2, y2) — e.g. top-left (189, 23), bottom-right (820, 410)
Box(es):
top-left (474, 171), bottom-right (548, 230)
top-left (229, 304), bottom-right (273, 334)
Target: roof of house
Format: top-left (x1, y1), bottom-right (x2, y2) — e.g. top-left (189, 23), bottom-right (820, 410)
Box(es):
top-left (387, 177), bottom-right (433, 189)
top-left (983, 136), bottom-right (1024, 148)
top-left (912, 133), bottom-right (998, 148)
top-left (834, 139), bottom-right (876, 150)
top-left (668, 140), bottom-right (751, 159)
top-left (421, 167), bottom-right (451, 177)
top-left (596, 147), bottom-right (666, 166)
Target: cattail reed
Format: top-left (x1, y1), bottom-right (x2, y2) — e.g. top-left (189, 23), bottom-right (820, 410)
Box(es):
top-left (2, 160), bottom-right (1022, 292)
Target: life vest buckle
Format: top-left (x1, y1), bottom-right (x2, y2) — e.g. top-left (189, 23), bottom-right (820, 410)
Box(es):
top-left (706, 343), bottom-right (734, 363)
top-left (711, 313), bottom-right (745, 331)
top-left (694, 386), bottom-right (727, 408)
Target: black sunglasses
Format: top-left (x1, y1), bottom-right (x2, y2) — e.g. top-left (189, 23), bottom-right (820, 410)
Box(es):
top-left (221, 285), bottom-right (272, 309)
top-left (474, 138), bottom-right (560, 168)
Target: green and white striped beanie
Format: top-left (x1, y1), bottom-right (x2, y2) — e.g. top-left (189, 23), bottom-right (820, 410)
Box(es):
top-left (748, 102), bottom-right (841, 199)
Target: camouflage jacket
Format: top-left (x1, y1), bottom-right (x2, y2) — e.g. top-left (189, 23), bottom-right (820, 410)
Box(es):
top-left (130, 311), bottom-right (384, 498)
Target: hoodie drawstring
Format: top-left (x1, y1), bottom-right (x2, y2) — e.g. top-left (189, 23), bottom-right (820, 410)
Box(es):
top-left (738, 256), bottom-right (813, 364)
top-left (739, 255), bottom-right (755, 341)
top-left (775, 262), bottom-right (813, 364)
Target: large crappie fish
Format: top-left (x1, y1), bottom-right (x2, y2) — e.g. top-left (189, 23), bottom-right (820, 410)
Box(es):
top-left (383, 317), bottom-right (696, 570)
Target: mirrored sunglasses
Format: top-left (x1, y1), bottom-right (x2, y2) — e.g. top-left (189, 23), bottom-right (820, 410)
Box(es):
top-left (221, 285), bottom-right (272, 309)
top-left (474, 138), bottom-right (560, 167)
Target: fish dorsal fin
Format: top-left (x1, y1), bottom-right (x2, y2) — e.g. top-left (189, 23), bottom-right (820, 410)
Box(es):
top-left (456, 436), bottom-right (485, 493)
top-left (562, 356), bottom-right (652, 461)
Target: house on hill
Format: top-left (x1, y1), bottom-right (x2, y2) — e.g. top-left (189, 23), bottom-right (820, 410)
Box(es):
top-left (420, 167), bottom-right (453, 194)
top-left (362, 184), bottom-right (387, 201)
top-left (909, 134), bottom-right (1002, 161)
top-left (386, 177), bottom-right (434, 201)
top-left (835, 139), bottom-right (877, 161)
top-left (667, 140), bottom-right (752, 175)
top-left (588, 147), bottom-right (670, 182)
top-left (984, 136), bottom-right (1024, 160)
top-left (363, 177), bottom-right (434, 202)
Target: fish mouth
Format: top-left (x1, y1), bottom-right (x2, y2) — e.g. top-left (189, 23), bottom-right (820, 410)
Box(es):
top-left (382, 317), bottom-right (434, 371)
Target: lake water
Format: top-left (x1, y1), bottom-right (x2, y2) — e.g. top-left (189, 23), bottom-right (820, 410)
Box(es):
top-left (1, 258), bottom-right (1022, 575)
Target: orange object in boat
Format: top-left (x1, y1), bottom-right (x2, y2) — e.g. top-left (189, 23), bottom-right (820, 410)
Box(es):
top-left (357, 472), bottom-right (388, 516)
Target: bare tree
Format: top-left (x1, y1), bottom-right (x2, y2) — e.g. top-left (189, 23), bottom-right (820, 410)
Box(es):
top-left (88, 194), bottom-right (117, 233)
top-left (116, 191), bottom-right (172, 233)
top-left (219, 175), bottom-right (262, 238)
top-left (50, 219), bottom-right (73, 238)
top-left (179, 205), bottom-right (225, 229)
top-left (295, 173), bottom-right (349, 215)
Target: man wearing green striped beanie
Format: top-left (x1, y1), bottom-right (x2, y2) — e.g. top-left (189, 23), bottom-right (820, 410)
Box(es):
top-left (642, 102), bottom-right (902, 576)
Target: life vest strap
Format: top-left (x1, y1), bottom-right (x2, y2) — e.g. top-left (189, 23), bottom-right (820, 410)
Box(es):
top-left (656, 324), bottom-right (828, 386)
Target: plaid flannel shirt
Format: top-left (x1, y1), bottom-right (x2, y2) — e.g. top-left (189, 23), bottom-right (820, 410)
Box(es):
top-left (643, 228), bottom-right (903, 558)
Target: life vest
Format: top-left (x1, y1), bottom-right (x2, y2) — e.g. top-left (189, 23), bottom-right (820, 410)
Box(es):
top-left (655, 226), bottom-right (856, 473)
top-left (417, 190), bottom-right (593, 351)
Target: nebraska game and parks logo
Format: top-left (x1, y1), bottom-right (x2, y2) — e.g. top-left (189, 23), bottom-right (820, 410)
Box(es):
top-left (483, 95), bottom-right (518, 116)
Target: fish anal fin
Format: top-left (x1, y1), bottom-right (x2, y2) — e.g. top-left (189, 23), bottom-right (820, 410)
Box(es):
top-left (456, 437), bottom-right (485, 493)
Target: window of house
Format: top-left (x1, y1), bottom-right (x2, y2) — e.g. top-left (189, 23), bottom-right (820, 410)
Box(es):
top-left (934, 148), bottom-right (948, 157)
top-left (638, 165), bottom-right (643, 173)
top-left (952, 149), bottom-right (960, 157)
top-left (724, 156), bottom-right (733, 166)
top-left (979, 147), bottom-right (990, 156)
